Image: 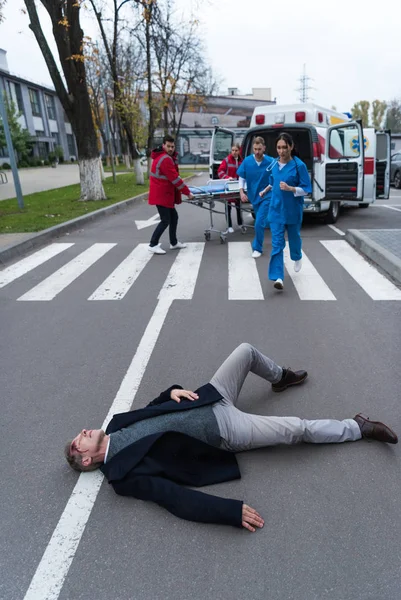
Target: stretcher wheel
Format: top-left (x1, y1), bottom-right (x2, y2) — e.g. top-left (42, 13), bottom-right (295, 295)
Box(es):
top-left (204, 231), bottom-right (211, 241)
top-left (241, 226), bottom-right (247, 234)
top-left (220, 235), bottom-right (226, 244)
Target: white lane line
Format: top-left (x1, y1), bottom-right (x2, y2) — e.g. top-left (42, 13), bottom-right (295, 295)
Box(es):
top-left (284, 244), bottom-right (336, 301)
top-left (0, 243), bottom-right (74, 288)
top-left (327, 224), bottom-right (345, 236)
top-left (23, 247), bottom-right (203, 600)
top-left (228, 242), bottom-right (264, 300)
top-left (321, 240), bottom-right (401, 300)
top-left (88, 244), bottom-right (153, 300)
top-left (18, 243), bottom-right (116, 301)
top-left (378, 204), bottom-right (401, 213)
top-left (158, 242), bottom-right (205, 300)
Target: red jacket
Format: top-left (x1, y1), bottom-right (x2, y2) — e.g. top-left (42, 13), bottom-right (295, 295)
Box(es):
top-left (217, 154), bottom-right (242, 180)
top-left (148, 148), bottom-right (191, 208)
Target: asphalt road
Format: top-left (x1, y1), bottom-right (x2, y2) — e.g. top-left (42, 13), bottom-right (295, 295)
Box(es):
top-left (1, 178), bottom-right (400, 600)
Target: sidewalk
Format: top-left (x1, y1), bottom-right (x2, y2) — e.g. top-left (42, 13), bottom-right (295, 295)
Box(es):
top-left (346, 229), bottom-right (401, 285)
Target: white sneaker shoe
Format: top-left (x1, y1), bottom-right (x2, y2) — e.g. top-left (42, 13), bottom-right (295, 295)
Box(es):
top-left (148, 244), bottom-right (166, 255)
top-left (170, 241), bottom-right (187, 249)
top-left (274, 278), bottom-right (284, 290)
top-left (228, 227), bottom-right (234, 233)
top-left (294, 259), bottom-right (302, 273)
top-left (252, 250), bottom-right (262, 258)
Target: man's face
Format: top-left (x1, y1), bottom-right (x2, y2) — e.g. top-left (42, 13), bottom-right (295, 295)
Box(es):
top-left (71, 429), bottom-right (105, 461)
top-left (253, 143), bottom-right (265, 160)
top-left (163, 141), bottom-right (175, 156)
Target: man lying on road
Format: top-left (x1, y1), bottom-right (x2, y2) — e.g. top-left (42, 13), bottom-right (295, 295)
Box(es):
top-left (65, 343), bottom-right (398, 532)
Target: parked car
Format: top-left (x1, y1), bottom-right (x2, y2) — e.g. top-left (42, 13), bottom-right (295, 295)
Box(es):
top-left (390, 152), bottom-right (401, 189)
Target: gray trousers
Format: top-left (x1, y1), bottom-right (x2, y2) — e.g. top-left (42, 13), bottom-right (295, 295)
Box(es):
top-left (210, 343), bottom-right (361, 452)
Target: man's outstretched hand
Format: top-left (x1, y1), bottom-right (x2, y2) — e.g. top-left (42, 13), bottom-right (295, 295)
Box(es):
top-left (170, 389), bottom-right (199, 403)
top-left (242, 504), bottom-right (264, 532)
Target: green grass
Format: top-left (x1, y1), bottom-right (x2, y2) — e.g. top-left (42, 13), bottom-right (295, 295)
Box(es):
top-left (0, 174), bottom-right (148, 233)
top-left (103, 164), bottom-right (133, 173)
top-left (0, 172), bottom-right (198, 233)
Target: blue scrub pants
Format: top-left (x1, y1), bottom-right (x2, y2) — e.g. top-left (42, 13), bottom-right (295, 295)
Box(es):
top-left (252, 201), bottom-right (270, 253)
top-left (268, 222), bottom-right (302, 281)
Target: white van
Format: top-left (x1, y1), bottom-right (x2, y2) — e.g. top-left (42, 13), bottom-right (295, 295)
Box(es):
top-left (209, 103), bottom-right (391, 224)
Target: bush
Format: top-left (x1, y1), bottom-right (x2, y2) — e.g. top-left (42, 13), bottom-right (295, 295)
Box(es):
top-left (1, 163), bottom-right (11, 169)
top-left (18, 160), bottom-right (30, 168)
top-left (44, 159), bottom-right (51, 166)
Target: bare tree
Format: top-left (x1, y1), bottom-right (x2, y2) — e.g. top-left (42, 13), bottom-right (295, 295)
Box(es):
top-left (0, 0), bottom-right (6, 23)
top-left (23, 0), bottom-right (106, 200)
top-left (88, 0), bottom-right (145, 184)
top-left (385, 98), bottom-right (401, 133)
top-left (371, 100), bottom-right (387, 130)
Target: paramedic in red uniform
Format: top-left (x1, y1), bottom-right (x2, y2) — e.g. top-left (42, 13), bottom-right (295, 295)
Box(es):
top-left (148, 135), bottom-right (194, 255)
top-left (218, 143), bottom-right (243, 232)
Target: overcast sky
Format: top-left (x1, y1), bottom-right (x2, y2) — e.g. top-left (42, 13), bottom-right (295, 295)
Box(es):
top-left (0, 0), bottom-right (400, 112)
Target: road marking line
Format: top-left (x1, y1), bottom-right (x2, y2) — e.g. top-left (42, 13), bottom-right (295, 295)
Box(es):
top-left (23, 245), bottom-right (204, 600)
top-left (320, 240), bottom-right (401, 300)
top-left (17, 243), bottom-right (116, 301)
top-left (284, 244), bottom-right (336, 301)
top-left (88, 244), bottom-right (153, 300)
top-left (327, 224), bottom-right (345, 236)
top-left (378, 204), bottom-right (401, 213)
top-left (0, 243), bottom-right (74, 288)
top-left (228, 242), bottom-right (264, 300)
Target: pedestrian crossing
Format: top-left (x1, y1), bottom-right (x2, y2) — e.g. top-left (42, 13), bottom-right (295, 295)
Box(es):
top-left (1, 240), bottom-right (400, 302)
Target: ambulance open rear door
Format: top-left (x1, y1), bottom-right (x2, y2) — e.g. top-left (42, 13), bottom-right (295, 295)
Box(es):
top-left (375, 130), bottom-right (391, 199)
top-left (324, 122), bottom-right (364, 202)
top-left (209, 127), bottom-right (234, 180)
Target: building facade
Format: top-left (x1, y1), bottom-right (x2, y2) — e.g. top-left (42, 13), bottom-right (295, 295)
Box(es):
top-left (0, 48), bottom-right (77, 165)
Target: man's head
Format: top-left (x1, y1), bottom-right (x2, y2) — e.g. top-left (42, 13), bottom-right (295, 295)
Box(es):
top-left (65, 429), bottom-right (107, 472)
top-left (252, 136), bottom-right (266, 161)
top-left (162, 135), bottom-right (175, 156)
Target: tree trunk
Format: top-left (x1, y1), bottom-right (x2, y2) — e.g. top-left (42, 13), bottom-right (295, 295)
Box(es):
top-left (124, 154), bottom-right (131, 169)
top-left (80, 157), bottom-right (106, 201)
top-left (133, 158), bottom-right (144, 185)
top-left (99, 158), bottom-right (105, 181)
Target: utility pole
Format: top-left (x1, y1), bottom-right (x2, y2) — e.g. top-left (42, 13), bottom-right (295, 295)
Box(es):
top-left (297, 64), bottom-right (314, 103)
top-left (0, 90), bottom-right (24, 208)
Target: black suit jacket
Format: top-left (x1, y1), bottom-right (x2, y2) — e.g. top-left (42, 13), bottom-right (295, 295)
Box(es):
top-left (100, 383), bottom-right (243, 527)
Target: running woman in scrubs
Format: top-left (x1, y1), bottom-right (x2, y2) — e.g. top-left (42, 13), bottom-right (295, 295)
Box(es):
top-left (259, 132), bottom-right (312, 290)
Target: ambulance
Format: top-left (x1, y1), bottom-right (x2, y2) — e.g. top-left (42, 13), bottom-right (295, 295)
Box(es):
top-left (209, 103), bottom-right (391, 223)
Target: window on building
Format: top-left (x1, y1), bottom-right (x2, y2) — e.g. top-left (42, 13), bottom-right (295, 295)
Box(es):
top-left (0, 146), bottom-right (8, 158)
top-left (35, 130), bottom-right (45, 137)
top-left (51, 132), bottom-right (60, 146)
top-left (29, 88), bottom-right (41, 117)
top-left (14, 83), bottom-right (24, 113)
top-left (45, 94), bottom-right (56, 120)
top-left (37, 141), bottom-right (49, 158)
top-left (67, 134), bottom-right (76, 156)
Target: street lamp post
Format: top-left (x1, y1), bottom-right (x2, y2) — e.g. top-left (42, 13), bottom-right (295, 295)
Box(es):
top-left (0, 90), bottom-right (24, 208)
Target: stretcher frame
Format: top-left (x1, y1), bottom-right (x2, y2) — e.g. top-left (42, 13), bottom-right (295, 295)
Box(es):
top-left (183, 180), bottom-right (255, 243)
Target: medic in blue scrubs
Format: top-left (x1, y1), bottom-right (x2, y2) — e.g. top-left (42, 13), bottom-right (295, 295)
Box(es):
top-left (237, 136), bottom-right (275, 258)
top-left (259, 132), bottom-right (312, 290)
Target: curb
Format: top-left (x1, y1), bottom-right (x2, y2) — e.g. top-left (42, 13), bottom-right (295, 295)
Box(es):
top-left (0, 174), bottom-right (198, 266)
top-left (345, 229), bottom-right (401, 285)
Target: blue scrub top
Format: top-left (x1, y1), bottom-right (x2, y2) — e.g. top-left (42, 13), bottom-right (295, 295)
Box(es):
top-left (237, 154), bottom-right (275, 207)
top-left (268, 157), bottom-right (312, 225)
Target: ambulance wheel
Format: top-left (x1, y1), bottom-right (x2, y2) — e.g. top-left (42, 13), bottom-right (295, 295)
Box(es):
top-left (394, 171), bottom-right (401, 189)
top-left (241, 226), bottom-right (247, 234)
top-left (323, 202), bottom-right (339, 224)
top-left (358, 203), bottom-right (369, 208)
top-left (204, 232), bottom-right (211, 241)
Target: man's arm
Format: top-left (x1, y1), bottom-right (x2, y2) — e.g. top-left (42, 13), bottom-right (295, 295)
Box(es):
top-left (113, 474), bottom-right (243, 527)
top-left (146, 385), bottom-right (183, 406)
top-left (161, 156), bottom-right (192, 196)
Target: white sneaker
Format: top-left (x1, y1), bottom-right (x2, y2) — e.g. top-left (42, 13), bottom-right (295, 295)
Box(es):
top-left (170, 241), bottom-right (187, 249)
top-left (252, 250), bottom-right (262, 258)
top-left (274, 278), bottom-right (284, 290)
top-left (294, 259), bottom-right (302, 273)
top-left (228, 227), bottom-right (234, 233)
top-left (148, 244), bottom-right (166, 255)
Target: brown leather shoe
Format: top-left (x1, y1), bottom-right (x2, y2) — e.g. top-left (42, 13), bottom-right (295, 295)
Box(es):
top-left (272, 368), bottom-right (308, 392)
top-left (354, 413), bottom-right (398, 444)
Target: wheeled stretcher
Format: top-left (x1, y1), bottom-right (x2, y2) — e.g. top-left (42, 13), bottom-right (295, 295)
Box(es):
top-left (183, 180), bottom-right (255, 243)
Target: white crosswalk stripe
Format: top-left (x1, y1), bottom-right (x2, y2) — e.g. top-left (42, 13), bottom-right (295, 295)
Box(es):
top-left (320, 240), bottom-right (401, 301)
top-left (88, 243), bottom-right (153, 301)
top-left (0, 243), bottom-right (73, 289)
top-left (1, 240), bottom-right (400, 302)
top-left (228, 242), bottom-right (264, 300)
top-left (284, 244), bottom-right (336, 301)
top-left (17, 243), bottom-right (116, 301)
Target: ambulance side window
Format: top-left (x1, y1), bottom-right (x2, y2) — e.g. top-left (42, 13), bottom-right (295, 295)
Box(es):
top-left (214, 131), bottom-right (234, 161)
top-left (329, 125), bottom-right (360, 159)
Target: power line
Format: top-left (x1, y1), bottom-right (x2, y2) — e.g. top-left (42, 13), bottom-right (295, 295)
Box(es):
top-left (296, 64), bottom-right (314, 103)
